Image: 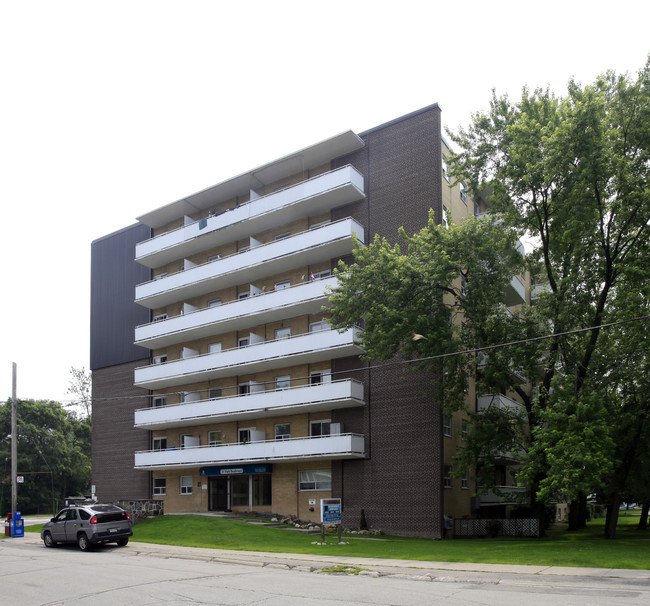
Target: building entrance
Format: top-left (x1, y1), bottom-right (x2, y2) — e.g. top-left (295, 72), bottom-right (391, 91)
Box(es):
top-left (208, 477), bottom-right (229, 511)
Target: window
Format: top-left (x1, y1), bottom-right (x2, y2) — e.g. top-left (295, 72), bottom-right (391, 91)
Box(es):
top-left (275, 375), bottom-right (290, 391)
top-left (209, 387), bottom-right (222, 399)
top-left (152, 396), bottom-right (166, 408)
top-left (442, 207), bottom-right (450, 229)
top-left (238, 337), bottom-right (249, 348)
top-left (443, 466), bottom-right (452, 488)
top-left (208, 254), bottom-right (222, 262)
top-left (153, 478), bottom-right (166, 496)
top-left (274, 280), bottom-right (290, 290)
top-left (274, 232), bottom-right (291, 240)
top-left (153, 272), bottom-right (168, 281)
top-left (238, 291), bottom-right (250, 300)
top-left (152, 437), bottom-right (167, 451)
top-left (238, 246), bottom-right (250, 254)
top-left (461, 471), bottom-right (469, 489)
top-left (460, 275), bottom-right (467, 296)
top-left (474, 200), bottom-right (481, 216)
top-left (208, 342), bottom-right (222, 353)
top-left (299, 469), bottom-right (332, 491)
top-left (309, 370), bottom-right (331, 385)
top-left (180, 476), bottom-right (193, 495)
top-left (460, 182), bottom-right (467, 204)
top-left (208, 430), bottom-right (222, 446)
top-left (275, 327), bottom-right (291, 340)
top-left (79, 509), bottom-right (91, 521)
top-left (208, 298), bottom-right (222, 307)
top-left (153, 354), bottom-right (167, 365)
top-left (252, 474), bottom-right (272, 506)
top-left (442, 158), bottom-right (450, 182)
top-left (152, 313), bottom-right (168, 323)
top-left (309, 321), bottom-right (329, 333)
top-left (275, 423), bottom-right (291, 440)
top-left (231, 475), bottom-right (249, 506)
top-left (461, 420), bottom-right (469, 439)
top-left (443, 416), bottom-right (452, 437)
top-left (311, 269), bottom-right (331, 280)
top-left (238, 383), bottom-right (250, 396)
top-left (310, 420), bottom-right (331, 437)
top-left (238, 428), bottom-right (252, 444)
top-left (180, 434), bottom-right (193, 449)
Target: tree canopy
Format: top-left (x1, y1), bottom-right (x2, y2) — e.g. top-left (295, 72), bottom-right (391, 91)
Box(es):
top-left (0, 399), bottom-right (91, 516)
top-left (329, 58), bottom-right (650, 537)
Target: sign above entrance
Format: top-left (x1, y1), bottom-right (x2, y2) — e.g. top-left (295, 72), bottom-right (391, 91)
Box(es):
top-left (200, 464), bottom-right (272, 476)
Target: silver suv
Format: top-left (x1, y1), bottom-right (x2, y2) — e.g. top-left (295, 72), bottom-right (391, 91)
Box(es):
top-left (41, 504), bottom-right (133, 551)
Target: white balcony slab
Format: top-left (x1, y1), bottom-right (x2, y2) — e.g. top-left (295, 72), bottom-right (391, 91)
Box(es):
top-left (135, 218), bottom-right (364, 309)
top-left (136, 166), bottom-right (365, 268)
top-left (135, 277), bottom-right (337, 349)
top-left (134, 327), bottom-right (364, 389)
top-left (134, 379), bottom-right (365, 430)
top-left (477, 394), bottom-right (525, 414)
top-left (134, 433), bottom-right (366, 469)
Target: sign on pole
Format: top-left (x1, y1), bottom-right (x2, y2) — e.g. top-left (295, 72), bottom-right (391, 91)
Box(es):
top-left (320, 498), bottom-right (342, 524)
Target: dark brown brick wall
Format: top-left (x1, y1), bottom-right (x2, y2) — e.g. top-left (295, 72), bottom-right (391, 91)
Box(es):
top-left (331, 105), bottom-right (445, 538)
top-left (92, 360), bottom-right (152, 502)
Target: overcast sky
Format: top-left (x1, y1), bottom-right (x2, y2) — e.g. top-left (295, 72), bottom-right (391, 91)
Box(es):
top-left (1, 1), bottom-right (648, 405)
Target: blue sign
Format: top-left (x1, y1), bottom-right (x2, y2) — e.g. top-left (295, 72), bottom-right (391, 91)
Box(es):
top-left (320, 498), bottom-right (342, 524)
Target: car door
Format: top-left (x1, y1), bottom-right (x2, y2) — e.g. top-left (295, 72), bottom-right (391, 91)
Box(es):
top-left (49, 510), bottom-right (69, 542)
top-left (64, 508), bottom-right (80, 541)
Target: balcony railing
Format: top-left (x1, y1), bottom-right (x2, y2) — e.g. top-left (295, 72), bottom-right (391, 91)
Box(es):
top-left (504, 275), bottom-right (526, 307)
top-left (135, 165), bottom-right (365, 268)
top-left (135, 217), bottom-right (364, 309)
top-left (134, 433), bottom-right (366, 469)
top-left (134, 379), bottom-right (365, 430)
top-left (135, 276), bottom-right (337, 349)
top-left (477, 394), bottom-right (526, 414)
top-left (134, 327), bottom-right (364, 389)
top-left (477, 486), bottom-right (527, 506)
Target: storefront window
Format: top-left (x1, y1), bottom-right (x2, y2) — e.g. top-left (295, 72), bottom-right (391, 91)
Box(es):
top-left (252, 475), bottom-right (272, 506)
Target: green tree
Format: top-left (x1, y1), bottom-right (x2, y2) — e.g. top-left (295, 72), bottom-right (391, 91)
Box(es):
top-left (448, 59), bottom-right (650, 534)
top-left (328, 212), bottom-right (536, 496)
top-left (0, 399), bottom-right (91, 516)
top-left (65, 366), bottom-right (92, 418)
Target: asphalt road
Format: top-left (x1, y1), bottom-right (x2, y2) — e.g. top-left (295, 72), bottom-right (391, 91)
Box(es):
top-left (1, 532), bottom-right (649, 605)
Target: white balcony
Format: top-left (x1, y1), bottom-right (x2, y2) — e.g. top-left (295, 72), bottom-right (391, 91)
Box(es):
top-left (134, 379), bottom-right (365, 430)
top-left (504, 275), bottom-right (526, 307)
top-left (134, 327), bottom-right (364, 389)
top-left (135, 277), bottom-right (337, 349)
top-left (477, 394), bottom-right (526, 414)
top-left (135, 218), bottom-right (364, 309)
top-left (134, 433), bottom-right (366, 470)
top-left (136, 166), bottom-right (365, 268)
top-left (477, 486), bottom-right (527, 506)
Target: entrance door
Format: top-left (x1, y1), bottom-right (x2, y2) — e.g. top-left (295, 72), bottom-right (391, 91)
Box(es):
top-left (208, 477), bottom-right (229, 511)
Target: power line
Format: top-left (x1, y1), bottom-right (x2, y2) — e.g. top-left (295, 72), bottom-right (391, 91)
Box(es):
top-left (53, 312), bottom-right (649, 404)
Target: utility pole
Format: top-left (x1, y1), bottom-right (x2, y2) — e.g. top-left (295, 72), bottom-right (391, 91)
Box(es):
top-left (11, 362), bottom-right (17, 516)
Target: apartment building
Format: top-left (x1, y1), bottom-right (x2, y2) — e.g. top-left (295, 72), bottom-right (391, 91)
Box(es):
top-left (90, 104), bottom-right (529, 538)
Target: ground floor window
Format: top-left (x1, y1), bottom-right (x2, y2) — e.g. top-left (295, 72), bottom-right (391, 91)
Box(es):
top-left (252, 474), bottom-right (272, 506)
top-left (298, 469), bottom-right (331, 491)
top-left (230, 474), bottom-right (272, 507)
top-left (153, 478), bottom-right (166, 496)
top-left (180, 475), bottom-right (193, 495)
top-left (231, 475), bottom-right (249, 506)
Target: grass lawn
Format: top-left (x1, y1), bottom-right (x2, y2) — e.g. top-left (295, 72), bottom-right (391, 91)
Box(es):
top-left (24, 511), bottom-right (649, 569)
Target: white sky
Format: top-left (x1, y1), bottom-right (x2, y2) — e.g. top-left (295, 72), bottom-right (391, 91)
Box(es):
top-left (1, 0), bottom-right (648, 404)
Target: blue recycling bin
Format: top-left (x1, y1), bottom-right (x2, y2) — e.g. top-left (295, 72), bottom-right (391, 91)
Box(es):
top-left (10, 511), bottom-right (24, 538)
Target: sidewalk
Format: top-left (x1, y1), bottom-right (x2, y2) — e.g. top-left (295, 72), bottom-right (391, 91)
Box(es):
top-left (12, 530), bottom-right (650, 582)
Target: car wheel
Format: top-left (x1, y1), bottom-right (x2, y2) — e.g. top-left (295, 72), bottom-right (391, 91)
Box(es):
top-left (116, 538), bottom-right (129, 547)
top-left (43, 532), bottom-right (57, 548)
top-left (77, 533), bottom-right (92, 551)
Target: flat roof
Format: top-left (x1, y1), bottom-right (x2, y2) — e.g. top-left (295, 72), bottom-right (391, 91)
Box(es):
top-left (137, 130), bottom-right (365, 229)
